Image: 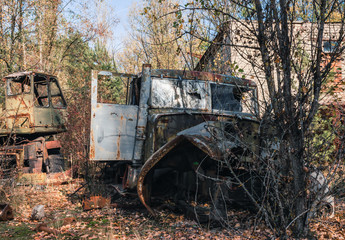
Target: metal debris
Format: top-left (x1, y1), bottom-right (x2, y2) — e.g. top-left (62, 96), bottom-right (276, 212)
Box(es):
top-left (82, 196), bottom-right (111, 211)
top-left (34, 223), bottom-right (59, 235)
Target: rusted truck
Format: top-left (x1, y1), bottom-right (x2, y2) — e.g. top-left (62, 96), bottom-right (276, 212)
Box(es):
top-left (0, 72), bottom-right (67, 176)
top-left (90, 65), bottom-right (262, 215)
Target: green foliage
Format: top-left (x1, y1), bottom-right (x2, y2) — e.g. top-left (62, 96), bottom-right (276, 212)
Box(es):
top-left (229, 62), bottom-right (245, 78)
top-left (59, 36), bottom-right (123, 174)
top-left (97, 75), bottom-right (126, 104)
top-left (88, 40), bottom-right (125, 104)
top-left (0, 81), bottom-right (5, 110)
top-left (310, 107), bottom-right (338, 165)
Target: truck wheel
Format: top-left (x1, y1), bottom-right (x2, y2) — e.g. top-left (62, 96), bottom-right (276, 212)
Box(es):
top-left (48, 154), bottom-right (64, 173)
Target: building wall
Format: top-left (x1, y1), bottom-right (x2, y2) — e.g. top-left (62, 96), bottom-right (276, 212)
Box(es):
top-left (202, 21), bottom-right (345, 108)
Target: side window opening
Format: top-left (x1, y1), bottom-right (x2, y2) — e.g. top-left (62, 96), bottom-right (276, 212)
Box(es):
top-left (50, 78), bottom-right (66, 108)
top-left (0, 80), bottom-right (5, 110)
top-left (34, 75), bottom-right (49, 107)
top-left (323, 40), bottom-right (338, 53)
top-left (7, 76), bottom-right (31, 96)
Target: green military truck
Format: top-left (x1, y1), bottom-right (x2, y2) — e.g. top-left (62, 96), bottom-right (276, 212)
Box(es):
top-left (0, 72), bottom-right (67, 176)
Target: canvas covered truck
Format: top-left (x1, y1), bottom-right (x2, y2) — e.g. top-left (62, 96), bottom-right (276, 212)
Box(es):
top-left (90, 64), bottom-right (265, 216)
top-left (0, 71), bottom-right (67, 177)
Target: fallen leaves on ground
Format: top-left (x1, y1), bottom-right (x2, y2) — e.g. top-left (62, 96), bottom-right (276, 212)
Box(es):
top-left (0, 181), bottom-right (344, 239)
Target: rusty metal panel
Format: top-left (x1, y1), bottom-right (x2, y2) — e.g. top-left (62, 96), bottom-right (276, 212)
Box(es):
top-left (45, 140), bottom-right (61, 150)
top-left (6, 93), bottom-right (34, 129)
top-left (150, 69), bottom-right (257, 88)
top-left (33, 107), bottom-right (52, 127)
top-left (90, 103), bottom-right (138, 161)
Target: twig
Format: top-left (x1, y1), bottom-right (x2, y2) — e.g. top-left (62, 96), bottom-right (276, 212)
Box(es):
top-left (68, 182), bottom-right (87, 197)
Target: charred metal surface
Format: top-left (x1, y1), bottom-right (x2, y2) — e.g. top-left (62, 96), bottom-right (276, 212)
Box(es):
top-left (150, 69), bottom-right (257, 88)
top-left (137, 135), bottom-right (183, 216)
top-left (132, 65), bottom-right (152, 168)
top-left (137, 119), bottom-right (260, 214)
top-left (150, 113), bottom-right (257, 153)
top-left (90, 65), bottom-right (261, 216)
top-left (124, 166), bottom-right (140, 189)
top-left (150, 77), bottom-right (211, 111)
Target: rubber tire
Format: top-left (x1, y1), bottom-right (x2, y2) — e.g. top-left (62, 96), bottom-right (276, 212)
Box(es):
top-left (48, 154), bottom-right (64, 173)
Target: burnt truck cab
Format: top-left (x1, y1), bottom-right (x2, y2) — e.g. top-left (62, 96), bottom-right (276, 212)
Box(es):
top-left (90, 65), bottom-right (260, 214)
top-left (0, 72), bottom-right (67, 174)
top-left (0, 72), bottom-right (66, 135)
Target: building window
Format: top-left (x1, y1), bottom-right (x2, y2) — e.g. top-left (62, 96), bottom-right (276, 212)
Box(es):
top-left (323, 41), bottom-right (338, 53)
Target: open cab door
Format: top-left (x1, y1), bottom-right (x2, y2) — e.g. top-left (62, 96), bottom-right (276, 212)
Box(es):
top-left (90, 70), bottom-right (139, 161)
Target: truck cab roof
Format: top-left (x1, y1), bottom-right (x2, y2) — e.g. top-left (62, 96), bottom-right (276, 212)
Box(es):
top-left (149, 69), bottom-right (257, 88)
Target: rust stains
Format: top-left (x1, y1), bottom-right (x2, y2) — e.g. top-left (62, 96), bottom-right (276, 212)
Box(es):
top-left (90, 129), bottom-right (95, 159)
top-left (116, 135), bottom-right (121, 159)
top-left (137, 136), bottom-right (183, 216)
top-left (150, 69), bottom-right (257, 87)
top-left (115, 115), bottom-right (125, 159)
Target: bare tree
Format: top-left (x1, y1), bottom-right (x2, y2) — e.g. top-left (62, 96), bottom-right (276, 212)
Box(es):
top-left (150, 0), bottom-right (345, 238)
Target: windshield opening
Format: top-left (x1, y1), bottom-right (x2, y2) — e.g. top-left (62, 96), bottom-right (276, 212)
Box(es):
top-left (151, 78), bottom-right (208, 109)
top-left (151, 78), bottom-right (257, 115)
top-left (34, 75), bottom-right (49, 107)
top-left (211, 83), bottom-right (257, 114)
top-left (7, 76), bottom-right (31, 95)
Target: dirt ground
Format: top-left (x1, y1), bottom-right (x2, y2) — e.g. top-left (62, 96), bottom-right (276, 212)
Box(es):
top-left (0, 179), bottom-right (344, 239)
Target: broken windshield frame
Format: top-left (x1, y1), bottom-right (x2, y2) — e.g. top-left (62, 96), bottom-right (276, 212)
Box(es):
top-left (211, 83), bottom-right (257, 115)
top-left (151, 78), bottom-right (209, 110)
top-left (150, 77), bottom-right (258, 115)
top-left (7, 76), bottom-right (31, 96)
top-left (34, 76), bottom-right (49, 108)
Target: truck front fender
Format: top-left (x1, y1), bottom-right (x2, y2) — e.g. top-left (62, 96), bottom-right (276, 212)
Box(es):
top-left (137, 122), bottom-right (238, 215)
